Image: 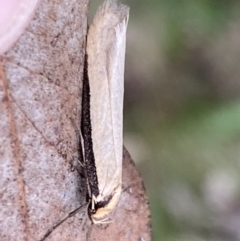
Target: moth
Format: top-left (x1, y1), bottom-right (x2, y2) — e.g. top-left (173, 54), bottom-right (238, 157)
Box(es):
top-left (82, 0), bottom-right (129, 223)
top-left (40, 1), bottom-right (129, 239)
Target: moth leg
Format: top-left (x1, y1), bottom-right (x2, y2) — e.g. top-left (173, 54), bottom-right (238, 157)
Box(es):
top-left (70, 117), bottom-right (85, 167)
top-left (78, 130), bottom-right (85, 167)
top-left (95, 218), bottom-right (112, 224)
top-left (91, 195), bottom-right (96, 211)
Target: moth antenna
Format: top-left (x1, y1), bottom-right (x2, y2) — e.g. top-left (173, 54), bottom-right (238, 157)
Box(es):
top-left (39, 203), bottom-right (87, 241)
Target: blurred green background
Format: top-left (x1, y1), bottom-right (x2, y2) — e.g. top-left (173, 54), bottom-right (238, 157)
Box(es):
top-left (90, 0), bottom-right (240, 240)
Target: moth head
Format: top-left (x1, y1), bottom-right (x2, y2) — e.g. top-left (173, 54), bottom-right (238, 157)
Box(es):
top-left (89, 186), bottom-right (121, 224)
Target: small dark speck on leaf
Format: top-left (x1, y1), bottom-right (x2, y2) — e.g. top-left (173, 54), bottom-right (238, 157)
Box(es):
top-left (56, 79), bottom-right (60, 86)
top-left (2, 95), bottom-right (8, 102)
top-left (63, 72), bottom-right (68, 80)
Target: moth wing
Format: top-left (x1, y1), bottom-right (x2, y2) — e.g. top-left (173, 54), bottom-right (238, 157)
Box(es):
top-left (87, 1), bottom-right (129, 198)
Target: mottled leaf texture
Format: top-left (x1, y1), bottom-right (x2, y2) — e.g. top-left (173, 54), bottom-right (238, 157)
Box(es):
top-left (0, 0), bottom-right (152, 241)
